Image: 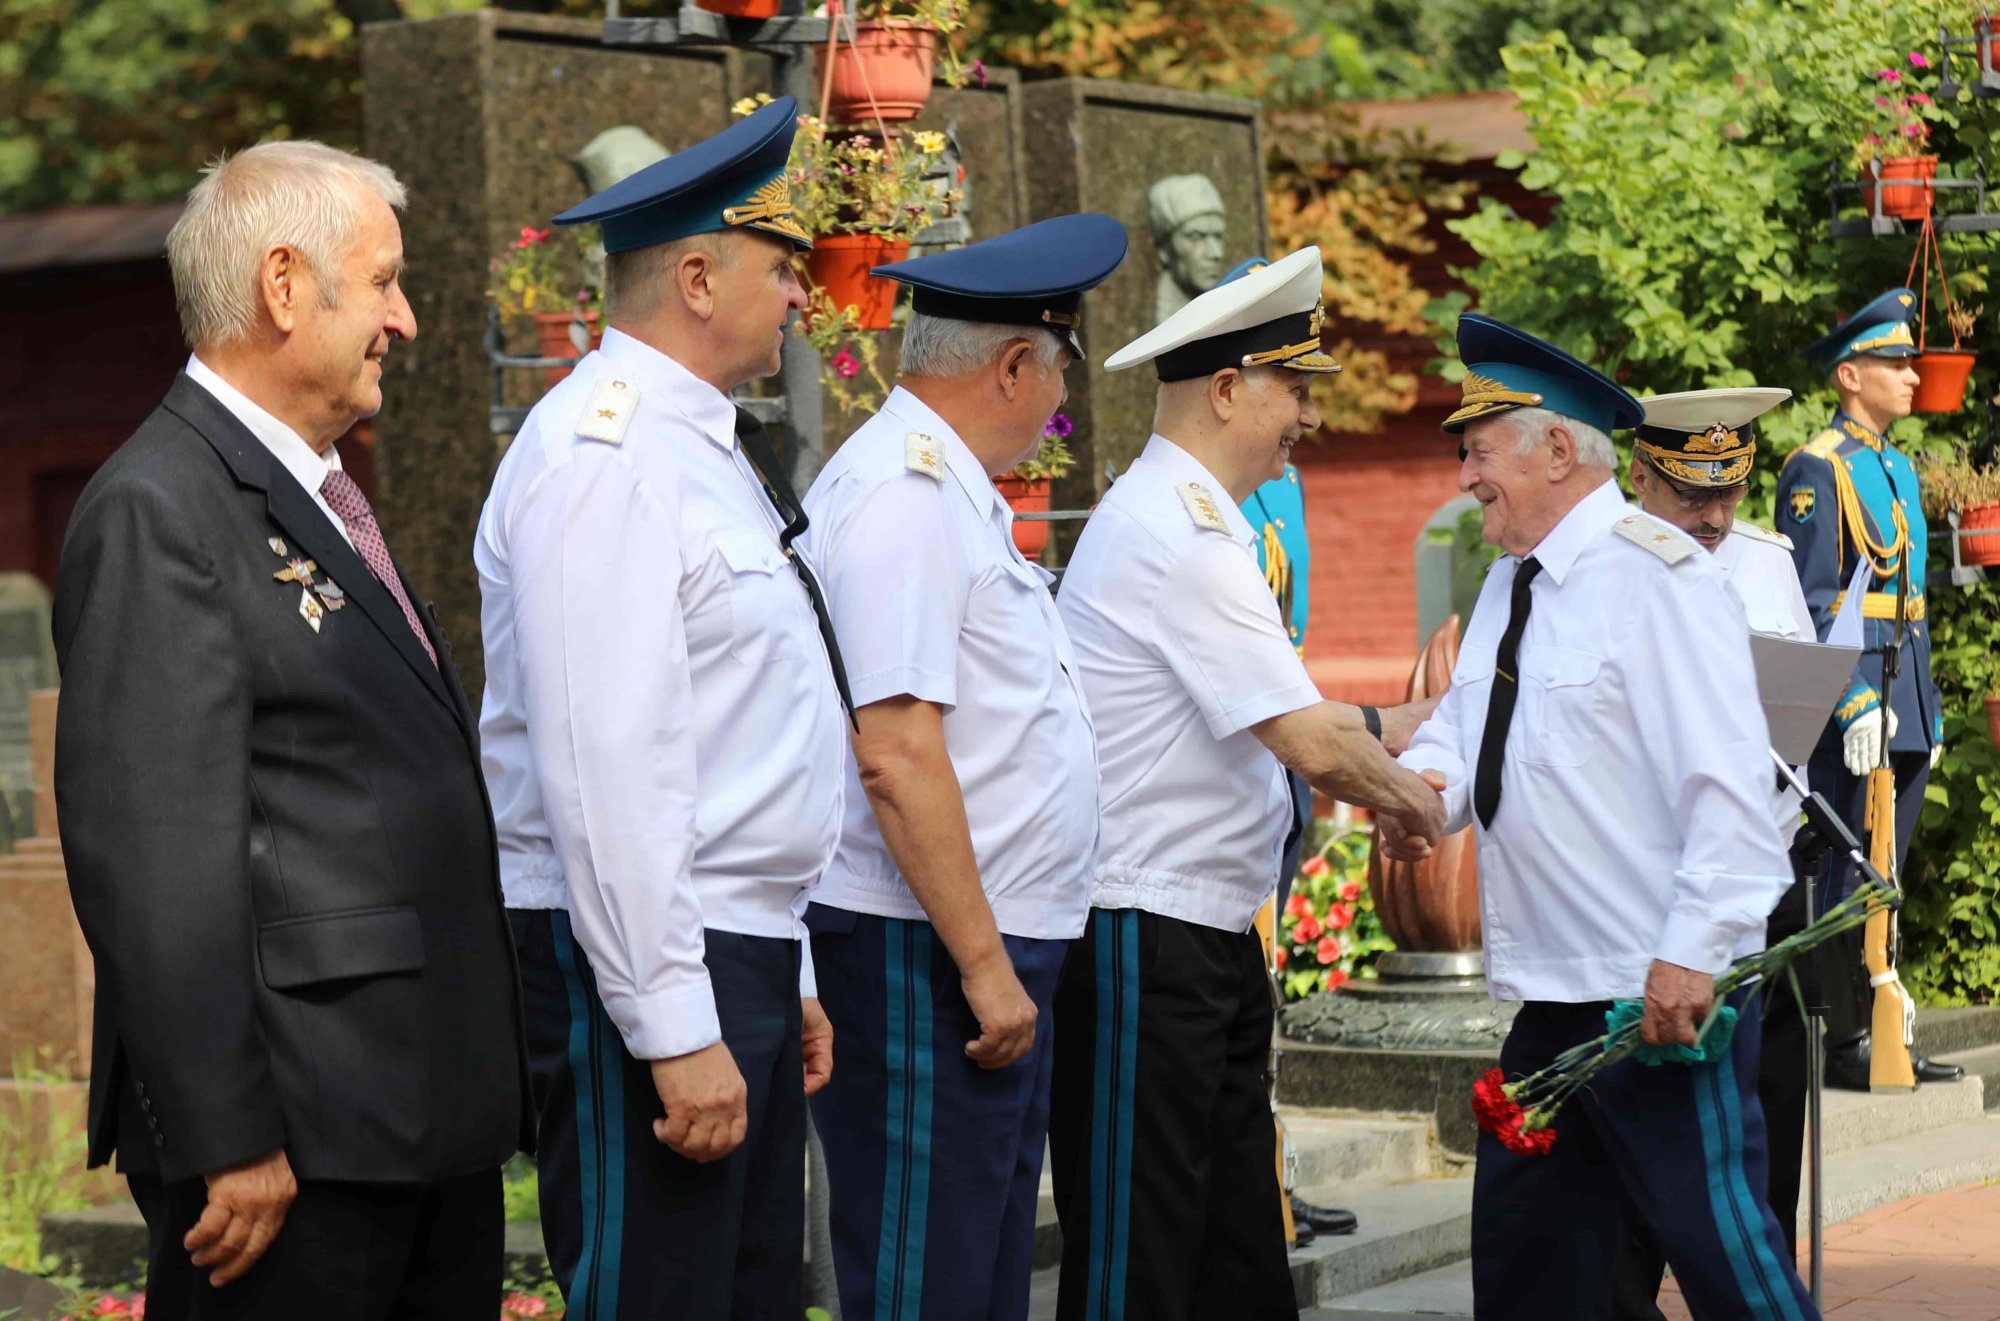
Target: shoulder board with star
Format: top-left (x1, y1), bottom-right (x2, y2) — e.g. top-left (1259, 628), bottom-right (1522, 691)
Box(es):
top-left (1729, 521), bottom-right (1793, 551)
top-left (904, 432), bottom-right (945, 480)
top-left (1177, 482), bottom-right (1229, 532)
top-left (1612, 513), bottom-right (1699, 565)
top-left (575, 378), bottom-right (638, 445)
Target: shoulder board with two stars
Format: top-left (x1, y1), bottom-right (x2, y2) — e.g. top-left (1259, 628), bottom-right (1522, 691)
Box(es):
top-left (905, 432), bottom-right (945, 480)
top-left (1612, 513), bottom-right (1700, 565)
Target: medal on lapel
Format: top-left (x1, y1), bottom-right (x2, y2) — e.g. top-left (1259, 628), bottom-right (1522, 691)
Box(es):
top-left (269, 537), bottom-right (348, 633)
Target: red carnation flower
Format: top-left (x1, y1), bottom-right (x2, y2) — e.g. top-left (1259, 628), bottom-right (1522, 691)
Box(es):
top-left (1293, 913), bottom-right (1322, 942)
top-left (1328, 902), bottom-right (1355, 931)
top-left (1324, 968), bottom-right (1348, 990)
top-left (1315, 934), bottom-right (1341, 965)
top-left (1340, 880), bottom-right (1361, 903)
top-left (1274, 946), bottom-right (1288, 969)
top-left (1301, 855), bottom-right (1331, 879)
top-left (1285, 892), bottom-right (1311, 919)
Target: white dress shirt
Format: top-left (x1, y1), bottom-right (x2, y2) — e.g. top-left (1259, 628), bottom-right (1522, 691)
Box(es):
top-left (185, 355), bottom-right (354, 549)
top-left (1398, 479), bottom-right (1792, 1002)
top-left (476, 328), bottom-right (846, 1060)
top-left (1057, 434), bottom-right (1323, 933)
top-left (799, 387), bottom-right (1099, 940)
top-left (1717, 522), bottom-right (1815, 845)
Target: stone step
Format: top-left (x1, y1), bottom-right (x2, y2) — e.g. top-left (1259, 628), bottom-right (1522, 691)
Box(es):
top-left (1818, 1053), bottom-right (1988, 1155)
top-left (1023, 1178), bottom-right (1475, 1319)
top-left (1912, 1003), bottom-right (2000, 1056)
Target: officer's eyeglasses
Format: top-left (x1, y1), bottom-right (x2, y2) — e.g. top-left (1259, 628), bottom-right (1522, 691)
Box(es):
top-left (1669, 483), bottom-right (1748, 513)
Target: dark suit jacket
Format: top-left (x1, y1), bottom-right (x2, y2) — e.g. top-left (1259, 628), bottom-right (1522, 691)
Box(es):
top-left (53, 373), bottom-right (532, 1185)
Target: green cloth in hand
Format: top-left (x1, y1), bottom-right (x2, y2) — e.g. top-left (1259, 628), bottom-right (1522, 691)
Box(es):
top-left (1605, 999), bottom-right (1740, 1066)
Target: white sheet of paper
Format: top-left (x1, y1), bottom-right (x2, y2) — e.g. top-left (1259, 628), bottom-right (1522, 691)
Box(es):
top-left (1825, 558), bottom-right (1871, 649)
top-left (1751, 630), bottom-right (1865, 765)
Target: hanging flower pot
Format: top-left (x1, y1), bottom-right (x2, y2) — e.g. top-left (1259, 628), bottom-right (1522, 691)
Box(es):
top-left (1985, 693), bottom-right (2000, 748)
top-left (804, 235), bottom-right (909, 330)
top-left (1912, 348), bottom-right (1976, 412)
top-left (994, 474), bottom-right (1052, 558)
top-left (1860, 155), bottom-right (1939, 220)
top-left (1960, 500), bottom-right (2000, 568)
top-left (697, 0), bottom-right (782, 16)
top-left (532, 311), bottom-right (602, 388)
top-left (820, 22), bottom-right (938, 124)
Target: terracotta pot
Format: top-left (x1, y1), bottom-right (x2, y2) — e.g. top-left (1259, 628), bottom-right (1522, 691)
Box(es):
top-left (1859, 155), bottom-right (1938, 220)
top-left (1367, 614), bottom-right (1483, 952)
top-left (819, 22), bottom-right (938, 124)
top-left (994, 475), bottom-right (1051, 558)
top-left (1961, 500), bottom-right (2000, 568)
top-left (1912, 349), bottom-right (1977, 413)
top-left (1986, 693), bottom-right (2000, 748)
top-left (804, 235), bottom-right (909, 330)
top-left (532, 311), bottom-right (602, 388)
top-left (696, 0), bottom-right (782, 17)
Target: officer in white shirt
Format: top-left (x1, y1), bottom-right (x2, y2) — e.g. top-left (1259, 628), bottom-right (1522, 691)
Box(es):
top-left (1050, 246), bottom-right (1448, 1321)
top-left (1612, 387), bottom-right (1819, 1317)
top-left (475, 98), bottom-right (851, 1320)
top-left (797, 214), bottom-right (1127, 1321)
top-left (1384, 317), bottom-right (1815, 1320)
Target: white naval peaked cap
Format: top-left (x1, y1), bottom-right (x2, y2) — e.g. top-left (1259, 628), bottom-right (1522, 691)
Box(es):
top-left (1634, 387), bottom-right (1792, 489)
top-left (1104, 245), bottom-right (1342, 380)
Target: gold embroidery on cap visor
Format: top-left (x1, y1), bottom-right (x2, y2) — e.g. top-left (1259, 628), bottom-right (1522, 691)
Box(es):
top-left (1848, 322), bottom-right (1916, 356)
top-left (1636, 435), bottom-right (1756, 488)
top-left (721, 175), bottom-right (811, 245)
top-left (1240, 303), bottom-right (1341, 373)
top-left (1444, 370), bottom-right (1546, 427)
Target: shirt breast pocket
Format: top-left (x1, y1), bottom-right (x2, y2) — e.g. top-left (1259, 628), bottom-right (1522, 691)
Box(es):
top-left (1521, 645), bottom-right (1603, 768)
top-left (714, 528), bottom-right (805, 667)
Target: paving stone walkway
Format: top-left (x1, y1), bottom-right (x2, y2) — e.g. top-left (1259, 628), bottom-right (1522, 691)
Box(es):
top-left (1661, 1180), bottom-right (2000, 1319)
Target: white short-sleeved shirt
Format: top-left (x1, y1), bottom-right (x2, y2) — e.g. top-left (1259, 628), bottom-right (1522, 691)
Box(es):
top-left (798, 388), bottom-right (1098, 940)
top-left (1717, 522), bottom-right (1815, 844)
top-left (1398, 480), bottom-right (1793, 1004)
top-left (476, 328), bottom-right (847, 1061)
top-left (1057, 433), bottom-right (1323, 933)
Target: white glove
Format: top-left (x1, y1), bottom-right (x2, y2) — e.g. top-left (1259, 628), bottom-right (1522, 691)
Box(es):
top-left (1932, 740), bottom-right (1944, 769)
top-left (1842, 706), bottom-right (1899, 776)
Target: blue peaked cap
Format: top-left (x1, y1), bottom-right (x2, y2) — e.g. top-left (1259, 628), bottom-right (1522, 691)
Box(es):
top-left (1445, 313), bottom-right (1643, 436)
top-left (553, 96), bottom-right (810, 254)
top-left (1217, 256), bottom-right (1270, 285)
top-left (1805, 287), bottom-right (1920, 374)
top-left (873, 214), bottom-right (1129, 357)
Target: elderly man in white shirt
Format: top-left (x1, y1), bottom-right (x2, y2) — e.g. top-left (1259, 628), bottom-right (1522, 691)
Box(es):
top-left (796, 214), bottom-right (1127, 1321)
top-left (1051, 246), bottom-right (1447, 1321)
top-left (1383, 317), bottom-right (1817, 1321)
top-left (475, 98), bottom-right (849, 1320)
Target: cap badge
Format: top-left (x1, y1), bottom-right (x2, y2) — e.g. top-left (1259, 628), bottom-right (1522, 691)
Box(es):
top-left (1686, 423), bottom-right (1740, 455)
top-left (720, 175), bottom-right (810, 245)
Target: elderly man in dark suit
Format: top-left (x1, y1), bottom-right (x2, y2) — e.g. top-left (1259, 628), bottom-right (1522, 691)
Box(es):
top-left (53, 140), bottom-right (531, 1319)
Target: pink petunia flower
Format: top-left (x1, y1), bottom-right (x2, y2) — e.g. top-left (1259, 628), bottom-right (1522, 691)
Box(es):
top-left (1912, 92), bottom-right (1933, 104)
top-left (831, 350), bottom-right (860, 380)
top-left (1910, 51), bottom-right (1930, 68)
top-left (972, 59), bottom-right (989, 88)
top-left (1879, 68), bottom-right (1903, 82)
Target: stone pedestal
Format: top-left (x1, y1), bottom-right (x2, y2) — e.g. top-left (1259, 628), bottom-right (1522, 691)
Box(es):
top-left (0, 577), bottom-right (56, 845)
top-left (0, 691), bottom-right (89, 1077)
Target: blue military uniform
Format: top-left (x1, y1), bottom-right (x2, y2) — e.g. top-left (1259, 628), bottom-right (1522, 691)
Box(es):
top-left (1773, 288), bottom-right (1947, 1073)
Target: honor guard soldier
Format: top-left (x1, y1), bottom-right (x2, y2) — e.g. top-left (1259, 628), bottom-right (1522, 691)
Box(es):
top-left (1774, 289), bottom-right (1961, 1093)
top-left (1613, 388), bottom-right (1820, 1318)
top-left (475, 97), bottom-right (854, 1320)
top-left (1050, 245), bottom-right (1448, 1321)
top-left (796, 214), bottom-right (1127, 1321)
top-left (1386, 318), bottom-right (1816, 1321)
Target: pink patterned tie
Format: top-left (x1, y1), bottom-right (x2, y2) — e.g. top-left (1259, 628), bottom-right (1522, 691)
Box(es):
top-left (319, 469), bottom-right (438, 668)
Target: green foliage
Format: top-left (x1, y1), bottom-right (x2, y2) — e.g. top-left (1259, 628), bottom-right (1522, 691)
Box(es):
top-left (1277, 818), bottom-right (1394, 999)
top-left (0, 1050), bottom-right (92, 1275)
top-left (502, 1152), bottom-right (540, 1224)
top-left (1449, 0), bottom-right (2000, 1002)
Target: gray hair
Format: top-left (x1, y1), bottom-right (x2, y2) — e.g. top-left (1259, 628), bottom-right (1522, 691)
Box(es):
top-left (899, 312), bottom-right (1065, 378)
top-left (1501, 406), bottom-right (1617, 468)
top-left (166, 141), bottom-right (406, 349)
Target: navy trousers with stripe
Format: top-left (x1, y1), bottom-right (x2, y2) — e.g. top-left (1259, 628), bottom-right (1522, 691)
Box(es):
top-left (806, 905), bottom-right (1068, 1321)
top-left (1473, 995), bottom-right (1819, 1321)
top-left (511, 909), bottom-right (805, 1321)
top-left (1049, 908), bottom-right (1297, 1321)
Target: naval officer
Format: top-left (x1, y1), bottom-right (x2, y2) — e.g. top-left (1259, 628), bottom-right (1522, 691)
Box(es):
top-left (1612, 387), bottom-right (1820, 1317)
top-left (475, 97), bottom-right (852, 1319)
top-left (1774, 289), bottom-right (1960, 1092)
top-left (1050, 246), bottom-right (1448, 1321)
top-left (1384, 316), bottom-right (1814, 1320)
top-left (797, 214), bottom-right (1127, 1321)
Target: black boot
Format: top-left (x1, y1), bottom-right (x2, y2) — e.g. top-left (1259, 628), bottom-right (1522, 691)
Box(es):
top-left (1823, 1036), bottom-right (1871, 1091)
top-left (1913, 1051), bottom-right (1967, 1084)
top-left (1290, 1195), bottom-right (1357, 1235)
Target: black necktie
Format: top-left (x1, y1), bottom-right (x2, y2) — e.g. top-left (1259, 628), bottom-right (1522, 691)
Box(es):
top-left (730, 408), bottom-right (858, 730)
top-left (1473, 556), bottom-right (1542, 830)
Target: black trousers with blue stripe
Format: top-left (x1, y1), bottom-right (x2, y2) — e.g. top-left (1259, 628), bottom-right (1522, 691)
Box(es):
top-left (1473, 995), bottom-right (1819, 1321)
top-left (806, 906), bottom-right (1068, 1321)
top-left (1049, 908), bottom-right (1298, 1321)
top-left (511, 909), bottom-right (805, 1321)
